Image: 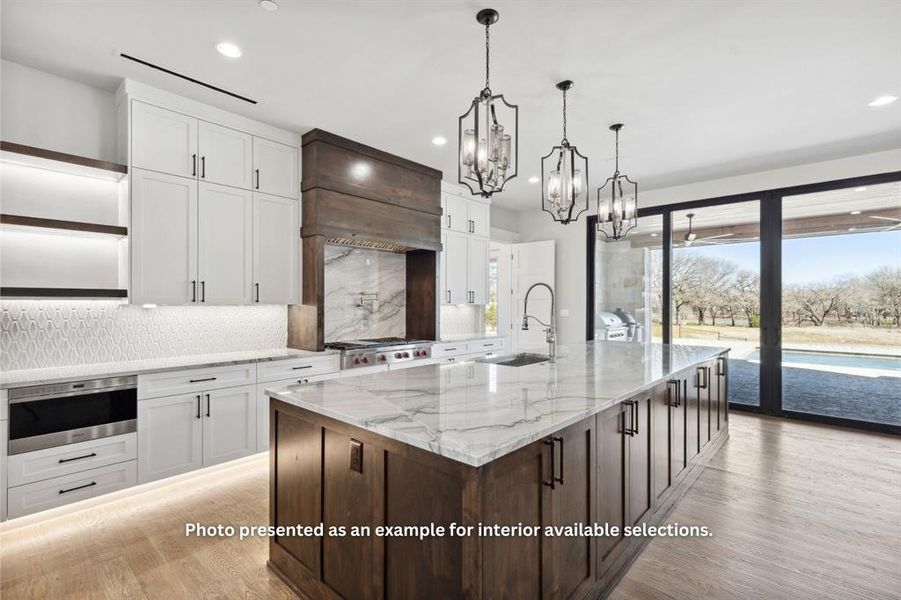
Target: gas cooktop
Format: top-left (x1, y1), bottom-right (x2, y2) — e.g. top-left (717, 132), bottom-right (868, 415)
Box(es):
top-left (325, 338), bottom-right (433, 369)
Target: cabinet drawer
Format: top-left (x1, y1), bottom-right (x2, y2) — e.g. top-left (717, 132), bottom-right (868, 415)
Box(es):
top-left (471, 338), bottom-right (504, 352)
top-left (138, 363), bottom-right (256, 399)
top-left (256, 355), bottom-right (340, 383)
top-left (7, 460), bottom-right (137, 519)
top-left (432, 342), bottom-right (470, 358)
top-left (7, 433), bottom-right (137, 487)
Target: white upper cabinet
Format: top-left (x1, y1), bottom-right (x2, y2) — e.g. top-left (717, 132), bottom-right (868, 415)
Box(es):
top-left (253, 193), bottom-right (299, 304)
top-left (198, 183), bottom-right (254, 305)
top-left (198, 121), bottom-right (253, 189)
top-left (444, 193), bottom-right (469, 233)
top-left (443, 231), bottom-right (469, 305)
top-left (131, 169), bottom-right (198, 305)
top-left (468, 200), bottom-right (490, 238)
top-left (132, 101), bottom-right (198, 179)
top-left (468, 237), bottom-right (489, 305)
top-left (253, 137), bottom-right (299, 199)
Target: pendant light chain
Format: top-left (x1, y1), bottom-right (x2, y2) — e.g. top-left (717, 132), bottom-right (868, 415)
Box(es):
top-left (484, 22), bottom-right (491, 92)
top-left (614, 126), bottom-right (620, 173)
top-left (562, 88), bottom-right (568, 143)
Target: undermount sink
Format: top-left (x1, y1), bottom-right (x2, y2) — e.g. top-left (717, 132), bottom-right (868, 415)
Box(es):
top-left (477, 353), bottom-right (551, 367)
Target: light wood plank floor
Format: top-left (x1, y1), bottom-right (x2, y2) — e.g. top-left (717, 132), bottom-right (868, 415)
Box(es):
top-left (1, 413), bottom-right (899, 599)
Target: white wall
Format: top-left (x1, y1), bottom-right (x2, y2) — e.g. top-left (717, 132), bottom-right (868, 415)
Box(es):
top-left (515, 148), bottom-right (901, 346)
top-left (1, 60), bottom-right (118, 161)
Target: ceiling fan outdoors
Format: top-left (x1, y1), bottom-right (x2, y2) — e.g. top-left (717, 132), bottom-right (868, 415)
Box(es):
top-left (681, 213), bottom-right (735, 246)
top-left (869, 214), bottom-right (901, 231)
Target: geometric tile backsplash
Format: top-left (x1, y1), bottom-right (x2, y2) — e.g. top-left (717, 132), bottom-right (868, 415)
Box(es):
top-left (0, 301), bottom-right (287, 371)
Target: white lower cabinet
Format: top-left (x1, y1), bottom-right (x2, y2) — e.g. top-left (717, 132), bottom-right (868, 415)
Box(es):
top-left (138, 393), bottom-right (203, 483)
top-left (7, 433), bottom-right (137, 487)
top-left (202, 386), bottom-right (256, 467)
top-left (138, 385), bottom-right (256, 483)
top-left (7, 460), bottom-right (137, 520)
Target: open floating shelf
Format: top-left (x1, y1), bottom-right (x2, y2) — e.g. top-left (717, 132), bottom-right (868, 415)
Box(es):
top-left (0, 287), bottom-right (128, 299)
top-left (1, 214), bottom-right (128, 237)
top-left (1, 141), bottom-right (128, 181)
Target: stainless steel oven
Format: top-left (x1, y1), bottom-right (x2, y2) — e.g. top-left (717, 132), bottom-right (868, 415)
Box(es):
top-left (8, 375), bottom-right (137, 455)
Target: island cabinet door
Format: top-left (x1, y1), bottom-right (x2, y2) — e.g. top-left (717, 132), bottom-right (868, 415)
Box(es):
top-left (715, 355), bottom-right (728, 429)
top-left (684, 373), bottom-right (701, 464)
top-left (651, 382), bottom-right (673, 505)
top-left (669, 379), bottom-right (687, 484)
top-left (481, 438), bottom-right (549, 599)
top-left (597, 404), bottom-right (627, 578)
top-left (699, 364), bottom-right (713, 448)
top-left (542, 417), bottom-right (597, 599)
top-left (626, 396), bottom-right (652, 528)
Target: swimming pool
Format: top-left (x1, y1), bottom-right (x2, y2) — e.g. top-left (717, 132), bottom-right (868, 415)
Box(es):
top-left (745, 350), bottom-right (901, 371)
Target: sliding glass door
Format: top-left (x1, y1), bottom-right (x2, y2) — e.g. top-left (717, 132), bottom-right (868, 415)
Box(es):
top-left (671, 202), bottom-right (761, 407)
top-left (588, 171), bottom-right (901, 433)
top-left (780, 182), bottom-right (901, 427)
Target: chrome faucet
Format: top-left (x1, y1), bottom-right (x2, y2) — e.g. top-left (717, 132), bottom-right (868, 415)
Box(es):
top-left (522, 282), bottom-right (556, 362)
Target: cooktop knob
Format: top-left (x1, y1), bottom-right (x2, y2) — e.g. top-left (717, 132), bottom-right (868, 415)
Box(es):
top-left (395, 352), bottom-right (403, 358)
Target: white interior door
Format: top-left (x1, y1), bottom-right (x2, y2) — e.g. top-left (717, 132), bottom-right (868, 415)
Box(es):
top-left (445, 231), bottom-right (469, 304)
top-left (130, 169), bottom-right (198, 305)
top-left (253, 193), bottom-right (299, 304)
top-left (440, 231), bottom-right (449, 305)
top-left (131, 101), bottom-right (198, 178)
top-left (137, 393), bottom-right (203, 484)
top-left (512, 240), bottom-right (556, 353)
top-left (198, 182), bottom-right (253, 304)
top-left (199, 121), bottom-right (253, 189)
top-left (490, 241), bottom-right (513, 341)
top-left (468, 237), bottom-right (489, 304)
top-left (253, 137), bottom-right (299, 198)
top-left (202, 385), bottom-right (257, 466)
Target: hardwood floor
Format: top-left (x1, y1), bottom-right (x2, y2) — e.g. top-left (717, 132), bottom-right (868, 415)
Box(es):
top-left (1, 413), bottom-right (898, 599)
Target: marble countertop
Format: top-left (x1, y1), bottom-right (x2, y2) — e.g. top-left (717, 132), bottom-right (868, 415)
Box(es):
top-left (268, 341), bottom-right (729, 467)
top-left (1, 348), bottom-right (339, 389)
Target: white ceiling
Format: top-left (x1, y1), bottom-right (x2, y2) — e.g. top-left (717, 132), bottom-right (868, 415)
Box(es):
top-left (2, 1), bottom-right (900, 211)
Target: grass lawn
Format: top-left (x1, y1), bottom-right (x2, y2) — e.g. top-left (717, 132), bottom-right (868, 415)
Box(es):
top-left (651, 322), bottom-right (900, 349)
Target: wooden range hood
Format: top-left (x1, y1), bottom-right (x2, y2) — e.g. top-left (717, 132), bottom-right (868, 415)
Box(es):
top-left (288, 129), bottom-right (442, 351)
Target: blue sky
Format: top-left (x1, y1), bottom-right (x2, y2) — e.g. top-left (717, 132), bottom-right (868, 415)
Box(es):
top-left (677, 230), bottom-right (900, 285)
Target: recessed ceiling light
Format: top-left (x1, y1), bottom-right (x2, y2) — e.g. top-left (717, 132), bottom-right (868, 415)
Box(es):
top-left (259, 0), bottom-right (278, 10)
top-left (216, 42), bottom-right (242, 58)
top-left (431, 136), bottom-right (447, 146)
top-left (868, 95), bottom-right (898, 107)
top-left (854, 186), bottom-right (868, 192)
top-left (650, 233), bottom-right (659, 237)
top-left (528, 176), bottom-right (540, 184)
top-left (848, 227), bottom-right (857, 232)
top-left (850, 210), bottom-right (862, 215)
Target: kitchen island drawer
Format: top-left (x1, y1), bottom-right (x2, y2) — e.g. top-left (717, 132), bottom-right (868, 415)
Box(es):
top-left (7, 459), bottom-right (137, 519)
top-left (470, 338), bottom-right (504, 353)
top-left (138, 363), bottom-right (256, 399)
top-left (7, 433), bottom-right (137, 487)
top-left (256, 354), bottom-right (340, 383)
top-left (431, 342), bottom-right (469, 358)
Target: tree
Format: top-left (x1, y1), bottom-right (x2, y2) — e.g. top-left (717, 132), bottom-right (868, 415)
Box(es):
top-left (789, 279), bottom-right (851, 326)
top-left (868, 267), bottom-right (901, 326)
top-left (733, 270), bottom-right (760, 327)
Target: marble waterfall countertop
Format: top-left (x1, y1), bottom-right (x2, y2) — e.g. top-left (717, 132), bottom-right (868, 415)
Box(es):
top-left (1, 348), bottom-right (340, 389)
top-left (268, 341), bottom-right (729, 467)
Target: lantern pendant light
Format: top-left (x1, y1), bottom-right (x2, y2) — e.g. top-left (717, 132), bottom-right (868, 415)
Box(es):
top-left (596, 123), bottom-right (638, 240)
top-left (540, 80), bottom-right (589, 224)
top-left (458, 8), bottom-right (518, 198)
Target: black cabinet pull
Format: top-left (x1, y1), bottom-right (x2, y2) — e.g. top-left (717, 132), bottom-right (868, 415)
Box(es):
top-left (632, 400), bottom-right (640, 435)
top-left (58, 452), bottom-right (97, 464)
top-left (191, 280), bottom-right (197, 303)
top-left (206, 393), bottom-right (211, 418)
top-left (543, 439), bottom-right (556, 489)
top-left (697, 366), bottom-right (707, 390)
top-left (446, 290), bottom-right (451, 303)
top-left (196, 394), bottom-right (201, 419)
top-left (553, 436), bottom-right (564, 485)
top-left (192, 154), bottom-right (197, 176)
top-left (447, 214), bottom-right (452, 229)
top-left (59, 481), bottom-right (97, 495)
top-left (717, 356), bottom-right (726, 376)
top-left (201, 281), bottom-right (206, 302)
top-left (255, 282), bottom-right (260, 303)
top-left (189, 377), bottom-right (217, 383)
top-left (201, 156), bottom-right (206, 178)
top-left (292, 365), bottom-right (313, 370)
top-left (255, 168), bottom-right (260, 189)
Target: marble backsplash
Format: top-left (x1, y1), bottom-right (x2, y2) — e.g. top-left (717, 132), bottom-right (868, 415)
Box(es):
top-left (0, 301), bottom-right (287, 371)
top-left (324, 246), bottom-right (406, 342)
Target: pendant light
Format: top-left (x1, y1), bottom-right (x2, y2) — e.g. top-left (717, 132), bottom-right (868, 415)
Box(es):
top-left (596, 124), bottom-right (638, 240)
top-left (458, 8), bottom-right (518, 197)
top-left (541, 80), bottom-right (589, 224)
